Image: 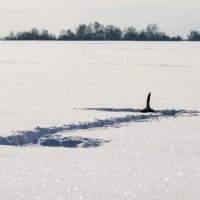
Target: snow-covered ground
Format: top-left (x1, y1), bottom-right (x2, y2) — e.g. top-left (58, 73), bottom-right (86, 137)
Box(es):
top-left (0, 41), bottom-right (200, 199)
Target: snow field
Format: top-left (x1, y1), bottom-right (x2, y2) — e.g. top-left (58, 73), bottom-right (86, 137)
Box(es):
top-left (0, 41), bottom-right (200, 200)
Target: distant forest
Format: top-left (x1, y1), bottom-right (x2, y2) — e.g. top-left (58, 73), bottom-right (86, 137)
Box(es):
top-left (3, 22), bottom-right (200, 41)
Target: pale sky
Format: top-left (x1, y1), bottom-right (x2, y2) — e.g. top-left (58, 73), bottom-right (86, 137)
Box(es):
top-left (0, 0), bottom-right (199, 37)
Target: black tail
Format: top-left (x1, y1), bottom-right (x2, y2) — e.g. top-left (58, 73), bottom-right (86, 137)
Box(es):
top-left (146, 92), bottom-right (151, 109)
top-left (141, 92), bottom-right (155, 113)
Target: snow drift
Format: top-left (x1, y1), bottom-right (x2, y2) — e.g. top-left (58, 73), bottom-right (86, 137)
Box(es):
top-left (39, 136), bottom-right (110, 148)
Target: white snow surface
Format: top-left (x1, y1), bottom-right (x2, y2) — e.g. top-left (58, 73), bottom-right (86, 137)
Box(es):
top-left (0, 41), bottom-right (200, 200)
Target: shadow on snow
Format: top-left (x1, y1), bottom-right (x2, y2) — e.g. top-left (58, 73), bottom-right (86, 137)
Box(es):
top-left (80, 107), bottom-right (199, 116)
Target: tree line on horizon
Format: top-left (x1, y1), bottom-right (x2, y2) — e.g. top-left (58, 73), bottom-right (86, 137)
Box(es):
top-left (3, 22), bottom-right (200, 41)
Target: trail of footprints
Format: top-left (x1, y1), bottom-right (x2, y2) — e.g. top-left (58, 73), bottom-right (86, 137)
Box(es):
top-left (0, 109), bottom-right (199, 148)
